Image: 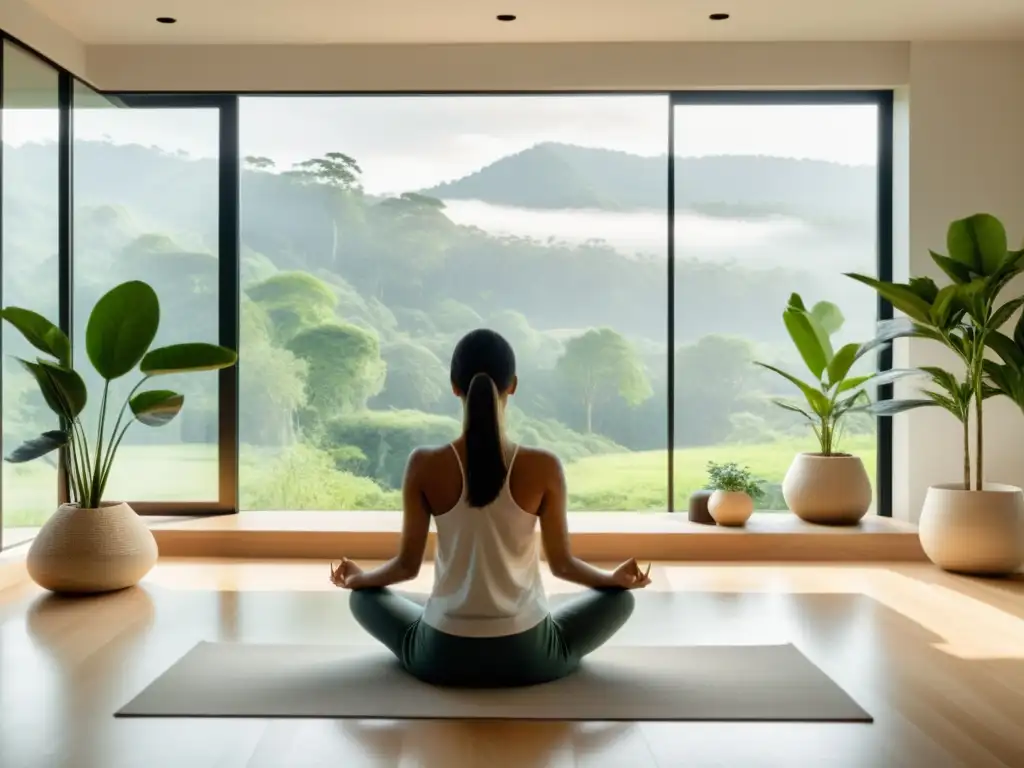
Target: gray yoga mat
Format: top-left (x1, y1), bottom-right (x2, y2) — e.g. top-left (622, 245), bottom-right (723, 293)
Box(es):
top-left (118, 642), bottom-right (871, 722)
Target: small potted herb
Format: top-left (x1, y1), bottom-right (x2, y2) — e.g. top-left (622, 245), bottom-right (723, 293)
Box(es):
top-left (706, 461), bottom-right (764, 527)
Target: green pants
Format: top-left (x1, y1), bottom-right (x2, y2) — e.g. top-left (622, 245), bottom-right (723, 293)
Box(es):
top-left (349, 587), bottom-right (635, 688)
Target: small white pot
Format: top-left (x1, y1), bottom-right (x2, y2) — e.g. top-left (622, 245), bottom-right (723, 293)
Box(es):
top-left (708, 490), bottom-right (754, 527)
top-left (919, 483), bottom-right (1024, 576)
top-left (27, 502), bottom-right (158, 594)
top-left (782, 453), bottom-right (873, 526)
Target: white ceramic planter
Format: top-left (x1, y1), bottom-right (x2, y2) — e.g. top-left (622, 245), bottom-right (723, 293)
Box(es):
top-left (782, 453), bottom-right (872, 526)
top-left (708, 490), bottom-right (754, 527)
top-left (27, 502), bottom-right (158, 594)
top-left (919, 483), bottom-right (1024, 576)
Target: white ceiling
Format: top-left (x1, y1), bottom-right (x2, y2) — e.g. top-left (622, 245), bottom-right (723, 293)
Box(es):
top-left (27, 0), bottom-right (1024, 45)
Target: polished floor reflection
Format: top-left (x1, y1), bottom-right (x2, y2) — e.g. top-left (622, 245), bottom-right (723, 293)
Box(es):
top-left (2, 561), bottom-right (1023, 767)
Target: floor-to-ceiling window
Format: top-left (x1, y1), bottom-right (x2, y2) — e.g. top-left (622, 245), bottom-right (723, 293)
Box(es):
top-left (1, 41), bottom-right (61, 548)
top-left (237, 96), bottom-right (670, 512)
top-left (671, 94), bottom-right (886, 513)
top-left (71, 85), bottom-right (227, 507)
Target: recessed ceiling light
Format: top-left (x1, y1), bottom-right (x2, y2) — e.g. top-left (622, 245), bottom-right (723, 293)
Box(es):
top-left (156, 17), bottom-right (177, 24)
top-left (709, 12), bottom-right (730, 21)
top-left (497, 14), bottom-right (517, 22)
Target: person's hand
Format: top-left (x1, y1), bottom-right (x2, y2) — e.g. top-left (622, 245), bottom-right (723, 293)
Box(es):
top-left (330, 558), bottom-right (364, 589)
top-left (610, 558), bottom-right (652, 589)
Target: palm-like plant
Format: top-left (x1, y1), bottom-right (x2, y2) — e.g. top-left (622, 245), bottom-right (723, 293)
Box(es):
top-left (847, 213), bottom-right (1024, 491)
top-left (1, 281), bottom-right (238, 509)
top-left (755, 294), bottom-right (917, 456)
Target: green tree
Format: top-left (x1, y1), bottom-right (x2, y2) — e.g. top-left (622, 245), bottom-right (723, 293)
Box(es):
top-left (284, 152), bottom-right (365, 268)
top-left (374, 339), bottom-right (450, 412)
top-left (286, 321), bottom-right (386, 421)
top-left (247, 271), bottom-right (338, 344)
top-left (244, 155), bottom-right (276, 171)
top-left (239, 299), bottom-right (308, 446)
top-left (555, 328), bottom-right (652, 433)
top-left (675, 334), bottom-right (763, 446)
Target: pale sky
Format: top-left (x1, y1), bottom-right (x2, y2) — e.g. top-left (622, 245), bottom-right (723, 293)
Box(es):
top-left (4, 94), bottom-right (878, 195)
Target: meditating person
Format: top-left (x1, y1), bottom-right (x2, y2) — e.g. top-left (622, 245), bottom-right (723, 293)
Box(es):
top-left (330, 328), bottom-right (651, 688)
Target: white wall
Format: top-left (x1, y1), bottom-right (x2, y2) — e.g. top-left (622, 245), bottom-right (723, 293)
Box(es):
top-left (0, 0), bottom-right (85, 75)
top-left (893, 42), bottom-right (1024, 521)
top-left (84, 41), bottom-right (909, 92)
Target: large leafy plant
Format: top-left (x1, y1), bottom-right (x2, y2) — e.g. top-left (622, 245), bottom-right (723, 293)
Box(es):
top-left (847, 213), bottom-right (1024, 491)
top-left (755, 294), bottom-right (915, 456)
top-left (1, 281), bottom-right (237, 508)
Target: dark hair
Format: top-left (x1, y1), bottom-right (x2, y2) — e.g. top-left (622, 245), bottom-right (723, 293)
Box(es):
top-left (450, 329), bottom-right (516, 507)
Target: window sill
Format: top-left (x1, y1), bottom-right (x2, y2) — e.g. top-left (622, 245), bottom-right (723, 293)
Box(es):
top-left (152, 511), bottom-right (924, 562)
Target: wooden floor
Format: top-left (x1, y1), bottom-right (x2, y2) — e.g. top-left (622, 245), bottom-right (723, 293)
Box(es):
top-left (2, 560), bottom-right (1023, 768)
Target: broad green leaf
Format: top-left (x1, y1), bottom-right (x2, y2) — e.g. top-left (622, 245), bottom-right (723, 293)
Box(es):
top-left (845, 274), bottom-right (933, 324)
top-left (837, 374), bottom-right (873, 393)
top-left (983, 248), bottom-right (1024, 301)
top-left (810, 301), bottom-right (844, 336)
top-left (1016, 309), bottom-right (1024, 351)
top-left (991, 296), bottom-right (1024, 331)
top-left (5, 430), bottom-right (68, 463)
top-left (827, 343), bottom-right (860, 387)
top-left (17, 359), bottom-right (87, 419)
top-left (954, 279), bottom-right (990, 324)
top-left (130, 390), bottom-right (185, 427)
top-left (864, 398), bottom-right (938, 416)
top-left (755, 362), bottom-right (829, 414)
top-left (38, 361), bottom-right (88, 418)
top-left (0, 307), bottom-right (70, 366)
top-left (783, 307), bottom-right (831, 379)
top-left (929, 251), bottom-right (973, 284)
top-left (787, 293), bottom-right (808, 312)
top-left (855, 367), bottom-right (926, 391)
top-left (985, 331), bottom-right (1024, 367)
top-left (86, 281), bottom-right (160, 380)
top-left (930, 285), bottom-right (960, 329)
top-left (908, 277), bottom-right (940, 304)
top-left (948, 213), bottom-right (1007, 275)
top-left (140, 343), bottom-right (238, 375)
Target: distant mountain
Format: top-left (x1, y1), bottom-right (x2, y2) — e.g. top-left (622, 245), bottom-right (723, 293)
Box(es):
top-left (423, 142), bottom-right (875, 221)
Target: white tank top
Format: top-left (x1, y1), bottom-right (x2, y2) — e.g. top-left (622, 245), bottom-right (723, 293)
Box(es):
top-left (421, 443), bottom-right (550, 638)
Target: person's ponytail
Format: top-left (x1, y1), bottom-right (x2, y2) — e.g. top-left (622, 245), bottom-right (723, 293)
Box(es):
top-left (464, 372), bottom-right (507, 507)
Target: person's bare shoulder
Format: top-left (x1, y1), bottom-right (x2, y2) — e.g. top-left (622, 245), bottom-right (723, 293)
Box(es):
top-left (513, 446), bottom-right (564, 482)
top-left (404, 444), bottom-right (450, 479)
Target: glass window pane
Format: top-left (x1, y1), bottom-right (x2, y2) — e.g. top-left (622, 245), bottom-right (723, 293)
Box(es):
top-left (238, 96), bottom-right (669, 512)
top-left (72, 85), bottom-right (221, 502)
top-left (672, 101), bottom-right (880, 513)
top-left (1, 42), bottom-right (60, 547)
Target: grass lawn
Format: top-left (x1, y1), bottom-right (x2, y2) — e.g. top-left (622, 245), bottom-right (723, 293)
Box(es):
top-left (3, 436), bottom-right (878, 527)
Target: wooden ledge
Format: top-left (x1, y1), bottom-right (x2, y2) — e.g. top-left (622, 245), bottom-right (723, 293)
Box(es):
top-left (152, 511), bottom-right (925, 562)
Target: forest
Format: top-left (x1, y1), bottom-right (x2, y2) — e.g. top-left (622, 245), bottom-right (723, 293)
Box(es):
top-left (1, 138), bottom-right (879, 518)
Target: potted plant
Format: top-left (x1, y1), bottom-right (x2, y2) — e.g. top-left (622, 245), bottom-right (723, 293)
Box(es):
top-left (847, 212), bottom-right (1024, 575)
top-left (1, 280), bottom-right (238, 593)
top-left (755, 294), bottom-right (918, 525)
top-left (706, 461), bottom-right (764, 527)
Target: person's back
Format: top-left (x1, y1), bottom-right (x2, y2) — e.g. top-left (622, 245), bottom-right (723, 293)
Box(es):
top-left (423, 442), bottom-right (549, 637)
top-left (330, 328), bottom-right (652, 688)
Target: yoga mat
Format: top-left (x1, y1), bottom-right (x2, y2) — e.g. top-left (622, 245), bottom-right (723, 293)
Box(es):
top-left (118, 642), bottom-right (871, 722)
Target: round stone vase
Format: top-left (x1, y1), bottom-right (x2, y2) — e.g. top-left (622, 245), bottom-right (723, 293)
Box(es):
top-left (782, 453), bottom-right (872, 526)
top-left (918, 483), bottom-right (1024, 576)
top-left (708, 490), bottom-right (754, 527)
top-left (26, 502), bottom-right (158, 594)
